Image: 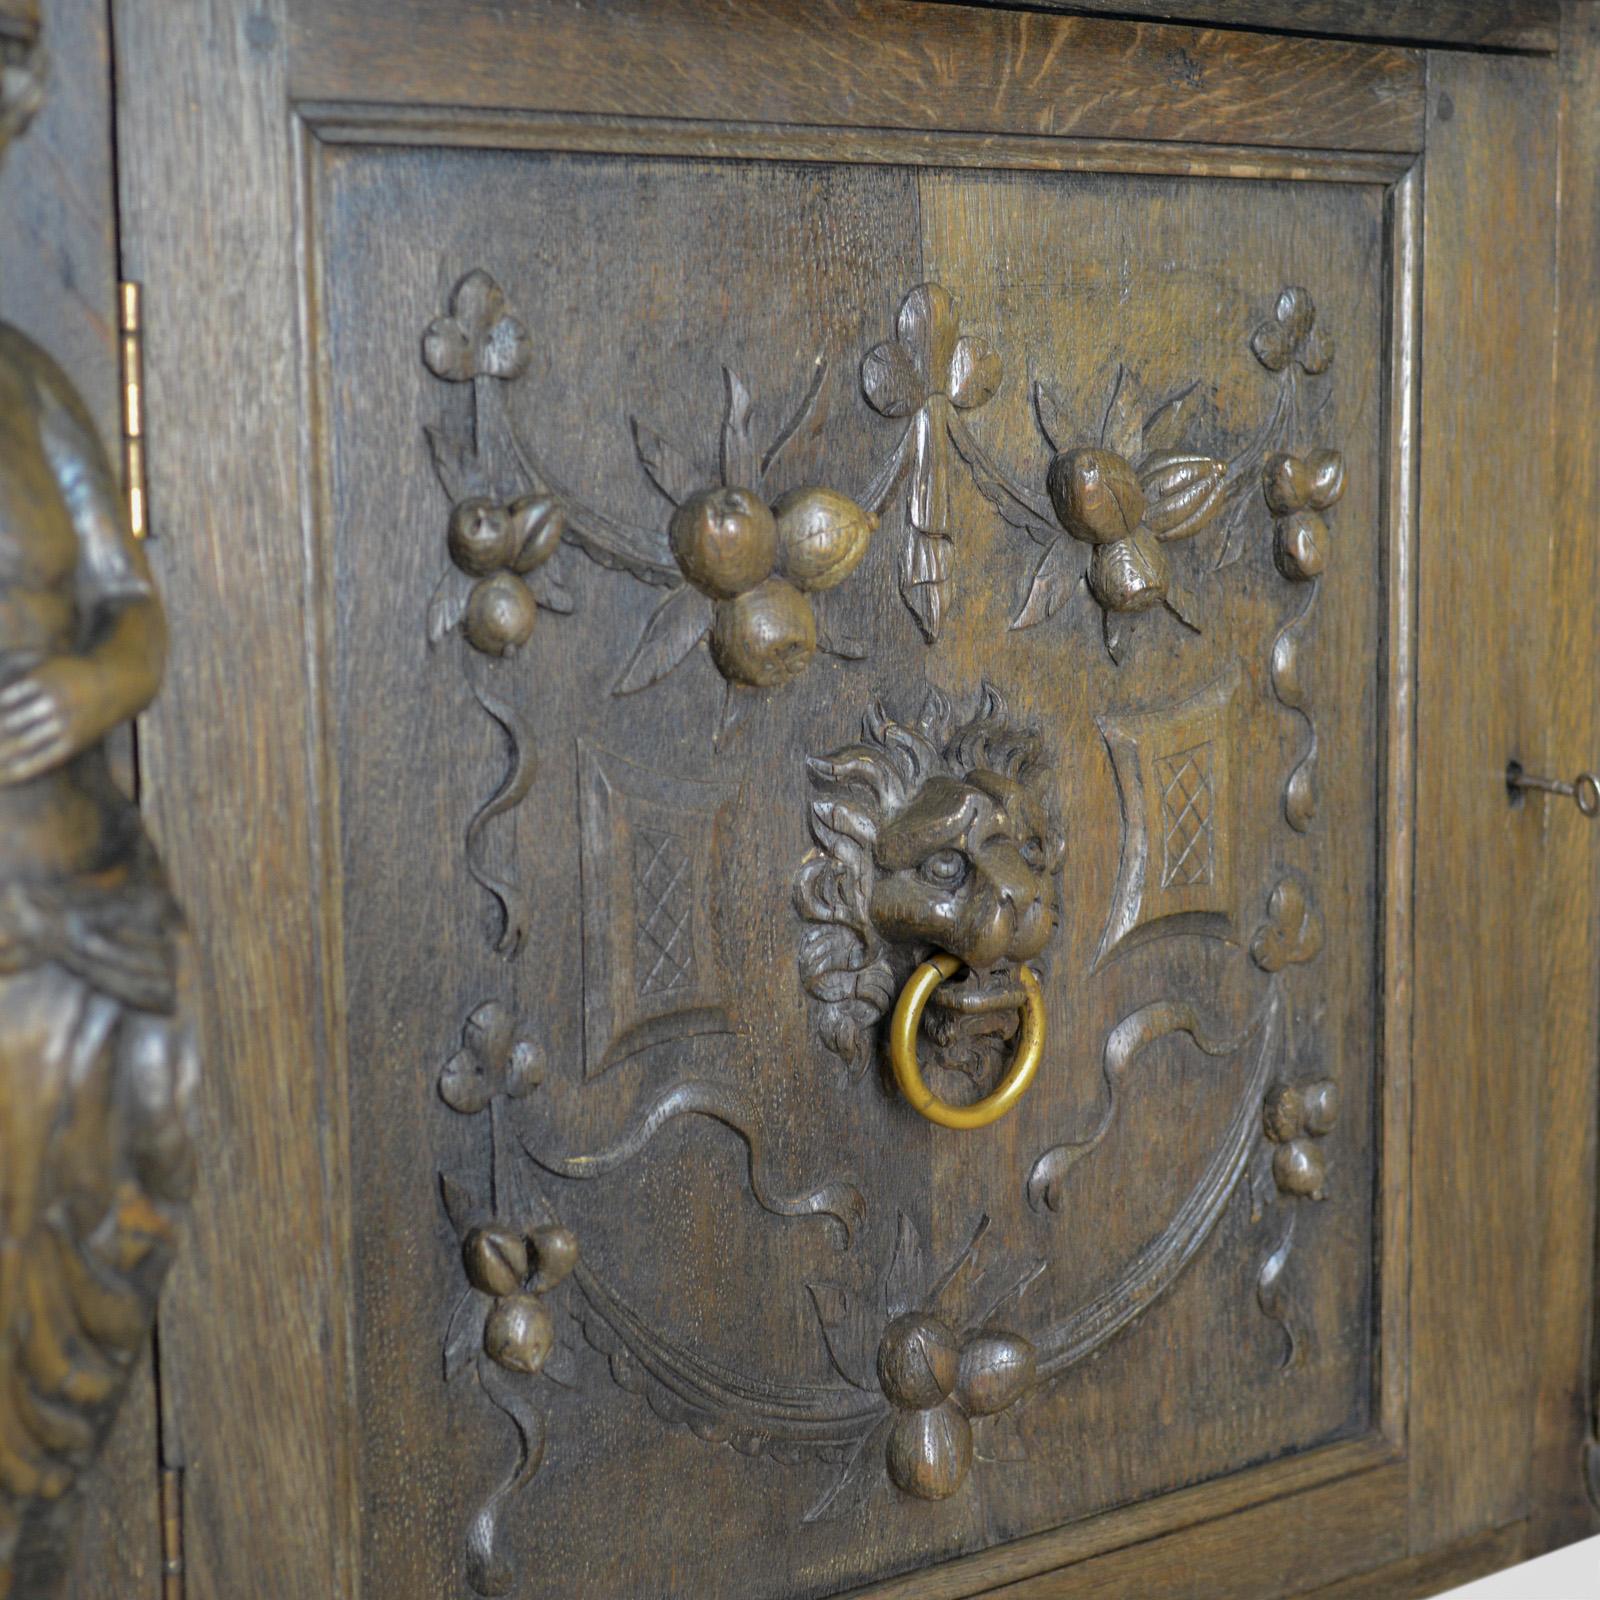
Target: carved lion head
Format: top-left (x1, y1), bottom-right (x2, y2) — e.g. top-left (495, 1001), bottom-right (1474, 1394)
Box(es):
top-left (795, 685), bottom-right (1064, 1082)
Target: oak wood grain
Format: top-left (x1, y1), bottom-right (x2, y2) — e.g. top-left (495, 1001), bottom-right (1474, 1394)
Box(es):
top-left (110, 2), bottom-right (359, 1597)
top-left (288, 0), bottom-right (1427, 156)
top-left (1409, 47), bottom-right (1559, 1552)
top-left (939, 2), bottom-right (1559, 55)
top-left (1527, 0), bottom-right (1600, 1557)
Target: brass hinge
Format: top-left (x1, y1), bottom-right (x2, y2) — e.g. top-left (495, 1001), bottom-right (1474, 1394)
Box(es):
top-left (160, 1464), bottom-right (185, 1600)
top-left (118, 280), bottom-right (148, 539)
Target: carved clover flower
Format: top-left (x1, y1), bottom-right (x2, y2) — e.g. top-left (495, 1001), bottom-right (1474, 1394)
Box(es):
top-left (1251, 287), bottom-right (1333, 376)
top-left (424, 269), bottom-right (532, 383)
top-left (861, 282), bottom-right (1000, 419)
top-left (438, 1000), bottom-right (543, 1115)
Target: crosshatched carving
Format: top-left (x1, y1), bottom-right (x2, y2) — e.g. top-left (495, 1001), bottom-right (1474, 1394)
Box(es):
top-left (1095, 663), bottom-right (1241, 969)
top-left (1158, 743), bottom-right (1216, 889)
top-left (634, 828), bottom-right (696, 997)
top-left (578, 741), bottom-right (744, 1075)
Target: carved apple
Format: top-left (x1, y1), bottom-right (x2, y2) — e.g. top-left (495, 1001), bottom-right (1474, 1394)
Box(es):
top-left (709, 578), bottom-right (817, 688)
top-left (669, 486), bottom-right (777, 599)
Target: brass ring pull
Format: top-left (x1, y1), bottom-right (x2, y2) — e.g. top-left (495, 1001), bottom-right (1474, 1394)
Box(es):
top-left (888, 954), bottom-right (1046, 1130)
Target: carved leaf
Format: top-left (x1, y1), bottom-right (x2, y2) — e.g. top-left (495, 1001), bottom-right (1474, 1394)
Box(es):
top-left (1099, 363), bottom-right (1143, 460)
top-left (719, 368), bottom-right (760, 489)
top-left (611, 584), bottom-right (713, 696)
top-left (762, 356), bottom-right (829, 481)
top-left (630, 416), bottom-right (704, 509)
top-left (1032, 380), bottom-right (1075, 453)
top-left (525, 555), bottom-right (576, 616)
top-left (802, 1418), bottom-right (893, 1524)
top-left (1139, 380), bottom-right (1200, 456)
top-left (443, 1290), bottom-right (487, 1383)
top-left (426, 566), bottom-right (473, 647)
top-left (439, 1172), bottom-right (484, 1235)
top-left (883, 1212), bottom-right (927, 1319)
top-left (1010, 539), bottom-right (1082, 631)
top-left (946, 411), bottom-right (1058, 541)
top-left (425, 423), bottom-right (487, 504)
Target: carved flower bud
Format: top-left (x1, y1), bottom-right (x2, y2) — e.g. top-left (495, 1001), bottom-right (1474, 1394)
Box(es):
top-left (1273, 1138), bottom-right (1328, 1200)
top-left (1301, 1078), bottom-right (1339, 1137)
top-left (1263, 1084), bottom-right (1306, 1144)
top-left (463, 1225), bottom-right (528, 1297)
top-left (1274, 510), bottom-right (1327, 582)
top-left (669, 486), bottom-right (777, 599)
top-left (772, 486), bottom-right (877, 592)
top-left (1138, 452), bottom-right (1226, 540)
top-left (464, 572), bottom-right (538, 656)
top-left (1263, 451), bottom-right (1311, 515)
top-left (955, 1331), bottom-right (1036, 1417)
top-left (484, 1293), bottom-right (555, 1375)
top-left (527, 1224), bottom-right (579, 1292)
top-left (1306, 448), bottom-right (1346, 511)
top-left (508, 494), bottom-right (565, 574)
top-left (1047, 447), bottom-right (1146, 544)
top-left (448, 497), bottom-right (516, 576)
top-left (709, 578), bottom-right (817, 688)
top-left (877, 1312), bottom-right (959, 1410)
top-left (1087, 527), bottom-right (1169, 614)
top-left (885, 1399), bottom-right (973, 1501)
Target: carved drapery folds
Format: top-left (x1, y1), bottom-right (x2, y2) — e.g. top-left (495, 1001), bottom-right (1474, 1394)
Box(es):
top-left (0, 18), bottom-right (194, 1595)
top-left (419, 268), bottom-right (1352, 1588)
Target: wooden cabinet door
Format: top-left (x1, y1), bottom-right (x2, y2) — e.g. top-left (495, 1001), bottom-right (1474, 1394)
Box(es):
top-left (104, 3), bottom-right (1600, 1597)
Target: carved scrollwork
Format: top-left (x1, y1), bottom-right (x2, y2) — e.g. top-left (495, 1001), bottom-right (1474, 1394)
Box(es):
top-left (419, 269), bottom-right (1357, 1586)
top-left (0, 16), bottom-right (195, 1594)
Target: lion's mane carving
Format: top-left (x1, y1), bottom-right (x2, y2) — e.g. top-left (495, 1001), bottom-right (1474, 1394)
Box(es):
top-left (795, 684), bottom-right (1062, 1080)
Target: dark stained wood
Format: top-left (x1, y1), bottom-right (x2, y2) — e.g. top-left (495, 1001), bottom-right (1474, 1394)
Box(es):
top-left (939, 2), bottom-right (1559, 54)
top-left (289, 0), bottom-right (1428, 156)
top-left (0, 3), bottom-right (167, 1598)
top-left (111, 2), bottom-right (359, 1597)
top-left (97, 2), bottom-right (1600, 1598)
top-left (1410, 46), bottom-right (1560, 1553)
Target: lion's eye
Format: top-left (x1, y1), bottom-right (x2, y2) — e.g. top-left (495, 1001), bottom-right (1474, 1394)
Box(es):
top-left (1021, 837), bottom-right (1047, 870)
top-left (919, 848), bottom-right (969, 888)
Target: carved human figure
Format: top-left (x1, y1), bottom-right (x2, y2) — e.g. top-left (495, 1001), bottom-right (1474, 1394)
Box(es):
top-left (0, 9), bottom-right (194, 1594)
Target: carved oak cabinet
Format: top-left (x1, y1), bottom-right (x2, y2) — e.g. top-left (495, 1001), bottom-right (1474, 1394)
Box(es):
top-left (6, 1), bottom-right (1600, 1597)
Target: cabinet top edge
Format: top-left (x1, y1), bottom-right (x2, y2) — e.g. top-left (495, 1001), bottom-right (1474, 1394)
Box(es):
top-left (917, 0), bottom-right (1559, 55)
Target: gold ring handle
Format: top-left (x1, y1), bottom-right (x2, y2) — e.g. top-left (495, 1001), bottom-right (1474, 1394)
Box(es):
top-left (888, 954), bottom-right (1045, 1130)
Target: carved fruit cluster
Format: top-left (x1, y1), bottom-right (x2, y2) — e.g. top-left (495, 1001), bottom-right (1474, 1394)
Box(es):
top-left (448, 494), bottom-right (565, 655)
top-left (1263, 450), bottom-right (1344, 582)
top-left (1263, 1079), bottom-right (1339, 1200)
top-left (669, 485), bottom-right (876, 687)
top-left (462, 1220), bottom-right (579, 1375)
top-left (876, 1312), bottom-right (1035, 1501)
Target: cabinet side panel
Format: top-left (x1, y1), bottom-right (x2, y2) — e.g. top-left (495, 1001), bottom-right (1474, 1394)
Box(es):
top-left (1410, 49), bottom-right (1559, 1551)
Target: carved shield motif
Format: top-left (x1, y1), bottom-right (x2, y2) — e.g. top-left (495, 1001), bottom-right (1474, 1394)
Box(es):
top-left (314, 145), bottom-right (1397, 1600)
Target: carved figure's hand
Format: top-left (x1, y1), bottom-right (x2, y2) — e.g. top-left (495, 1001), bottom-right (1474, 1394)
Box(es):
top-left (0, 656), bottom-right (104, 783)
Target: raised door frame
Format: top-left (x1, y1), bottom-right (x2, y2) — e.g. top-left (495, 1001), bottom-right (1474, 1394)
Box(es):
top-left (109, 4), bottom-right (1600, 1597)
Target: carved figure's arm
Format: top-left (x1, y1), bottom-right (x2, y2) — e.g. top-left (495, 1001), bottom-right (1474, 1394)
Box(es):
top-left (0, 326), bottom-right (165, 784)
